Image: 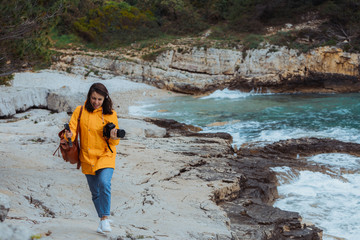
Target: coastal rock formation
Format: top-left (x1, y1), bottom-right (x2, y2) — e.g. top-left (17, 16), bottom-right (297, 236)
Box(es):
top-left (223, 137), bottom-right (360, 239)
top-left (0, 86), bottom-right (83, 118)
top-left (52, 46), bottom-right (360, 94)
top-left (0, 87), bottom-right (48, 117)
top-left (0, 71), bottom-right (160, 118)
top-left (148, 119), bottom-right (330, 239)
top-left (228, 46), bottom-right (360, 93)
top-left (146, 120), bottom-right (360, 239)
top-left (119, 118), bottom-right (167, 138)
top-left (3, 104), bottom-right (359, 239)
top-left (2, 71), bottom-right (358, 239)
top-left (47, 87), bottom-right (86, 113)
top-left (238, 137), bottom-right (360, 160)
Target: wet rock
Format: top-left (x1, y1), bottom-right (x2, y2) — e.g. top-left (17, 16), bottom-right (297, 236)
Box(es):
top-left (223, 200), bottom-right (322, 240)
top-left (155, 118), bottom-right (360, 238)
top-left (145, 118), bottom-right (202, 134)
top-left (220, 137), bottom-right (360, 239)
top-left (237, 137), bottom-right (360, 160)
top-left (144, 117), bottom-right (233, 141)
top-left (0, 193), bottom-right (10, 222)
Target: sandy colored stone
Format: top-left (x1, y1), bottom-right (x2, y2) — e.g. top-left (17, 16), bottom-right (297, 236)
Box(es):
top-left (0, 72), bottom-right (231, 240)
top-left (52, 46), bottom-right (360, 94)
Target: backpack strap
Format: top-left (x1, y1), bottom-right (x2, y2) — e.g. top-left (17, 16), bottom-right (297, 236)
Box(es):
top-left (75, 106), bottom-right (83, 169)
top-left (53, 145), bottom-right (60, 157)
top-left (53, 128), bottom-right (66, 157)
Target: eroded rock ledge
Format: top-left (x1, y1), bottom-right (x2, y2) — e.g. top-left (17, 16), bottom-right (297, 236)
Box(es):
top-left (148, 118), bottom-right (360, 239)
top-left (52, 46), bottom-right (360, 94)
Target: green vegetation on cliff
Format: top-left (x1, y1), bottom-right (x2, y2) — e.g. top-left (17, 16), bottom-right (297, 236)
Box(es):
top-left (1, 0), bottom-right (360, 76)
top-left (0, 0), bottom-right (63, 76)
top-left (73, 2), bottom-right (158, 43)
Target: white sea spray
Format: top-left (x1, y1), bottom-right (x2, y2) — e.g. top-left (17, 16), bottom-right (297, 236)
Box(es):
top-left (273, 166), bottom-right (360, 240)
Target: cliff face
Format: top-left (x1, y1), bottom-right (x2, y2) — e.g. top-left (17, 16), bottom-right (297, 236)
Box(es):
top-left (53, 46), bottom-right (360, 94)
top-left (231, 46), bottom-right (360, 93)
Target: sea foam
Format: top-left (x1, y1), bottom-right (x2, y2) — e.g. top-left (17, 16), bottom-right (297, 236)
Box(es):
top-left (272, 154), bottom-right (360, 240)
top-left (200, 88), bottom-right (271, 99)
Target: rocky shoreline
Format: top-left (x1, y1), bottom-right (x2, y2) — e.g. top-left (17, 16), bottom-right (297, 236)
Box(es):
top-left (1, 70), bottom-right (359, 239)
top-left (148, 119), bottom-right (360, 240)
top-left (52, 45), bottom-right (360, 95)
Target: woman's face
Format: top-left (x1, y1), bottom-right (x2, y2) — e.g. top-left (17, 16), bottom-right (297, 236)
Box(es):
top-left (90, 91), bottom-right (105, 110)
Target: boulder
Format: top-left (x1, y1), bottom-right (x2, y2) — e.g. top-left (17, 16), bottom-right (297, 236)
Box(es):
top-left (0, 87), bottom-right (48, 117)
top-left (46, 86), bottom-right (86, 113)
top-left (0, 85), bottom-right (85, 117)
top-left (118, 118), bottom-right (166, 138)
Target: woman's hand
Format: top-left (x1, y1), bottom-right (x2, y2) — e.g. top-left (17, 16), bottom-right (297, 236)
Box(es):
top-left (110, 128), bottom-right (119, 140)
top-left (65, 129), bottom-right (73, 139)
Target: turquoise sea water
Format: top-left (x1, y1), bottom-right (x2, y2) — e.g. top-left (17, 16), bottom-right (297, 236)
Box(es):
top-left (129, 89), bottom-right (360, 240)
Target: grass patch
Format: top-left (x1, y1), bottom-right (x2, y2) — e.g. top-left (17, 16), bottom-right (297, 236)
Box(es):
top-left (50, 29), bottom-right (83, 49)
top-left (53, 34), bottom-right (81, 49)
top-left (84, 68), bottom-right (100, 77)
top-left (141, 48), bottom-right (170, 62)
top-left (242, 34), bottom-right (265, 50)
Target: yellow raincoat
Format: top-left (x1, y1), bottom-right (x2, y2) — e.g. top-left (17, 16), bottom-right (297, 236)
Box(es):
top-left (67, 105), bottom-right (120, 175)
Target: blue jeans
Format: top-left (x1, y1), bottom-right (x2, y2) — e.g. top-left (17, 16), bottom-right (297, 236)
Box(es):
top-left (85, 168), bottom-right (114, 218)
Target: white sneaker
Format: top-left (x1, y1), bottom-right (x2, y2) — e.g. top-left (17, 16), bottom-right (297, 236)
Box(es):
top-left (97, 221), bottom-right (103, 233)
top-left (100, 219), bottom-right (112, 232)
top-left (107, 219), bottom-right (114, 226)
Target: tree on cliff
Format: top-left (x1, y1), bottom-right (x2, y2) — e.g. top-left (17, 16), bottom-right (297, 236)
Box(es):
top-left (1, 0), bottom-right (360, 79)
top-left (0, 0), bottom-right (64, 76)
top-left (319, 0), bottom-right (360, 51)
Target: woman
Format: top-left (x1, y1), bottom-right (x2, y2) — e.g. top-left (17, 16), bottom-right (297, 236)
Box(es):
top-left (65, 83), bottom-right (120, 233)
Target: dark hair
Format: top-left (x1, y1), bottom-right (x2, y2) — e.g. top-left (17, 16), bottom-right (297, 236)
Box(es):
top-left (85, 83), bottom-right (113, 114)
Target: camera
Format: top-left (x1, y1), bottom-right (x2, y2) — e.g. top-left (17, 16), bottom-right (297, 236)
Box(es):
top-left (103, 123), bottom-right (126, 139)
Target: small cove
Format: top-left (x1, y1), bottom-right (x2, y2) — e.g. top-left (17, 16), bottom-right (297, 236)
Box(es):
top-left (130, 89), bottom-right (360, 240)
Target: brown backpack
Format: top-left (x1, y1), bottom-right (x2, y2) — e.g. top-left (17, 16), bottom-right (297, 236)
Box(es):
top-left (53, 106), bottom-right (83, 169)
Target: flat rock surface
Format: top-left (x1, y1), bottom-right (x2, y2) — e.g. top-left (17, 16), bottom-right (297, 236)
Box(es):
top-left (3, 70), bottom-right (357, 239)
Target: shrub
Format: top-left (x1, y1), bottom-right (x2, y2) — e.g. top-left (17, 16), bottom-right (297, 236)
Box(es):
top-left (0, 74), bottom-right (14, 86)
top-left (0, 0), bottom-right (62, 74)
top-left (73, 1), bottom-right (158, 44)
top-left (133, 0), bottom-right (208, 35)
top-left (57, 0), bottom-right (103, 34)
top-left (268, 31), bottom-right (296, 46)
